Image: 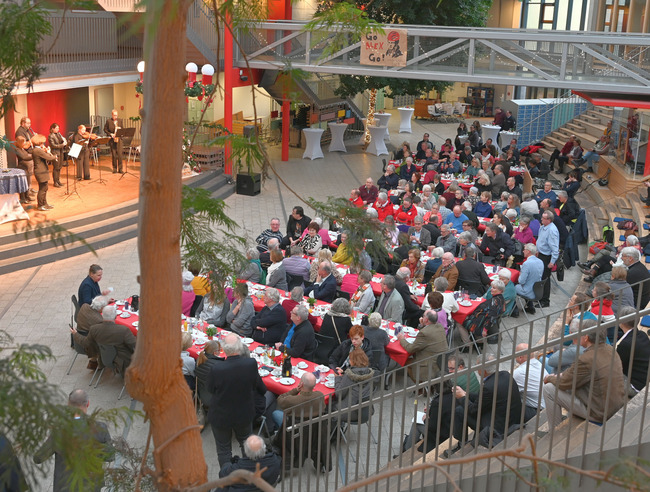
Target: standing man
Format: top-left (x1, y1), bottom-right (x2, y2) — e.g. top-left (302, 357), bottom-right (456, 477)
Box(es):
top-left (208, 334), bottom-right (267, 466)
top-left (516, 244), bottom-right (544, 314)
top-left (73, 124), bottom-right (92, 180)
top-left (104, 109), bottom-right (123, 173)
top-left (536, 211), bottom-right (560, 308)
top-left (15, 116), bottom-right (35, 145)
top-left (34, 389), bottom-right (114, 491)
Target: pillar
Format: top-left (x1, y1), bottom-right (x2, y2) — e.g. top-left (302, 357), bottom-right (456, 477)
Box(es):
top-left (224, 13), bottom-right (233, 175)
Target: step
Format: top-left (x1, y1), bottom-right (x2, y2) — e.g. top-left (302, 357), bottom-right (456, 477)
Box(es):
top-left (565, 122), bottom-right (586, 133)
top-left (580, 119), bottom-right (608, 138)
top-left (579, 114), bottom-right (601, 124)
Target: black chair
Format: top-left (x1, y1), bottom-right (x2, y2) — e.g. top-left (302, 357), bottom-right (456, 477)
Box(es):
top-left (190, 295), bottom-right (203, 317)
top-left (335, 289), bottom-right (351, 301)
top-left (66, 336), bottom-right (88, 375)
top-left (91, 343), bottom-right (127, 399)
top-left (314, 333), bottom-right (337, 365)
top-left (286, 272), bottom-right (304, 291)
top-left (457, 280), bottom-right (488, 297)
top-left (274, 416), bottom-right (332, 473)
top-left (70, 294), bottom-right (80, 348)
top-left (516, 278), bottom-right (548, 321)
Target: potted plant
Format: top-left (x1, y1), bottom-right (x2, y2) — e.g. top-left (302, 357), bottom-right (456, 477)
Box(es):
top-left (206, 326), bottom-right (217, 340)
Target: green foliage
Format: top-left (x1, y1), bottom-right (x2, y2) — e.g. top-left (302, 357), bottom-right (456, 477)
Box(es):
top-left (180, 186), bottom-right (247, 300)
top-left (335, 74), bottom-right (452, 98)
top-left (208, 132), bottom-right (270, 177)
top-left (0, 331), bottom-right (135, 491)
top-left (105, 439), bottom-right (157, 492)
top-left (0, 0), bottom-right (51, 119)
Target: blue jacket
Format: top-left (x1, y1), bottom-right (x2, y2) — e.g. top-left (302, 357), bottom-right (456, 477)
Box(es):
top-left (474, 201), bottom-right (493, 218)
top-left (515, 255), bottom-right (544, 299)
top-left (304, 274), bottom-right (337, 303)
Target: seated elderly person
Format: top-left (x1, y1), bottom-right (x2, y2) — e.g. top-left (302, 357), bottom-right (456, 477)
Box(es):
top-left (73, 295), bottom-right (109, 370)
top-left (283, 245), bottom-right (311, 283)
top-left (474, 191), bottom-right (494, 218)
top-left (329, 324), bottom-right (374, 374)
top-left (266, 250), bottom-right (288, 291)
top-left (280, 286), bottom-right (319, 326)
top-left (305, 262), bottom-right (338, 303)
top-left (275, 305), bottom-right (317, 360)
top-left (544, 318), bottom-right (589, 374)
top-left (251, 287), bottom-right (287, 344)
top-left (320, 298), bottom-right (353, 346)
top-left (422, 277), bottom-right (459, 317)
top-left (309, 249), bottom-right (343, 285)
top-left (256, 218), bottom-right (284, 253)
top-left (455, 245), bottom-right (490, 296)
top-left (436, 224), bottom-right (457, 254)
top-left (259, 237), bottom-right (280, 270)
top-left (197, 291), bottom-right (230, 327)
top-left (239, 247), bottom-right (264, 283)
top-left (425, 246), bottom-right (444, 278)
top-left (350, 270), bottom-right (376, 314)
top-left (270, 373), bottom-right (326, 429)
top-left (71, 304), bottom-right (136, 374)
top-left (478, 222), bottom-right (515, 266)
top-left (459, 280), bottom-right (506, 346)
top-left (616, 305), bottom-right (650, 395)
top-left (376, 275), bottom-right (405, 323)
top-left (363, 313), bottom-right (390, 371)
top-left (181, 271), bottom-right (196, 317)
top-left (400, 248), bottom-right (425, 283)
top-left (445, 205), bottom-right (469, 232)
top-left (431, 252), bottom-right (459, 291)
top-left (299, 221), bottom-right (323, 256)
top-left (485, 269), bottom-right (516, 316)
top-left (226, 283), bottom-right (256, 337)
top-left (218, 435), bottom-right (281, 489)
top-left (332, 231), bottom-right (353, 265)
top-left (407, 217), bottom-right (431, 251)
top-left (378, 164), bottom-right (399, 190)
top-left (397, 309), bottom-right (447, 383)
top-left (608, 265), bottom-right (635, 315)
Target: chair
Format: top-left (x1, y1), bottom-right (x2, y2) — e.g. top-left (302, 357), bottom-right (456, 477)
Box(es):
top-left (66, 336), bottom-right (88, 375)
top-left (335, 289), bottom-right (350, 301)
top-left (286, 273), bottom-right (304, 291)
top-left (335, 402), bottom-right (376, 462)
top-left (277, 417), bottom-right (332, 473)
top-left (70, 294), bottom-right (80, 348)
top-left (515, 278), bottom-right (547, 321)
top-left (91, 343), bottom-right (127, 399)
top-left (190, 295), bottom-right (203, 317)
top-left (314, 333), bottom-right (337, 365)
top-left (457, 280), bottom-right (488, 297)
top-left (427, 104), bottom-right (447, 123)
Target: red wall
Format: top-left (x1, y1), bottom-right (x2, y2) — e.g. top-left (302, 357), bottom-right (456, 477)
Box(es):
top-left (26, 90), bottom-right (68, 136)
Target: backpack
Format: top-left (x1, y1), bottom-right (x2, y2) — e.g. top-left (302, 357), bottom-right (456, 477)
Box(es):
top-left (602, 225), bottom-right (614, 244)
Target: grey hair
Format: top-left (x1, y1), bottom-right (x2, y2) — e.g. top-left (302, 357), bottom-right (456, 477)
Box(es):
top-left (621, 247), bottom-right (640, 262)
top-left (422, 185), bottom-right (431, 192)
top-left (505, 209), bottom-right (517, 219)
top-left (396, 267), bottom-right (410, 280)
top-left (378, 191), bottom-right (388, 201)
top-left (243, 435), bottom-right (266, 461)
top-left (387, 164), bottom-right (395, 172)
top-left (618, 305), bottom-right (638, 328)
top-left (522, 192), bottom-right (534, 202)
top-left (470, 186), bottom-right (478, 194)
top-left (542, 210), bottom-right (555, 221)
top-left (440, 224), bottom-right (450, 232)
top-left (500, 191), bottom-right (510, 200)
top-left (433, 276), bottom-right (449, 291)
top-left (265, 287), bottom-right (280, 303)
top-left (462, 201), bottom-right (472, 211)
top-left (490, 279), bottom-right (505, 292)
top-left (458, 231), bottom-right (472, 244)
top-left (358, 270), bottom-right (372, 283)
top-left (319, 262), bottom-right (332, 274)
top-left (290, 286), bottom-right (304, 302)
top-left (423, 309), bottom-right (438, 324)
top-left (102, 304), bottom-right (117, 321)
top-left (330, 297), bottom-right (351, 315)
top-left (246, 247), bottom-right (260, 260)
top-left (268, 238), bottom-right (280, 250)
top-left (90, 296), bottom-right (109, 311)
top-left (382, 274), bottom-right (396, 290)
top-left (68, 389), bottom-right (89, 409)
top-left (626, 235), bottom-right (639, 246)
top-left (366, 208), bottom-right (378, 219)
top-left (294, 304), bottom-right (309, 321)
top-left (290, 245), bottom-right (303, 256)
top-left (556, 190), bottom-right (568, 199)
top-left (368, 312), bottom-right (382, 328)
top-left (431, 247), bottom-right (444, 258)
top-left (222, 334), bottom-right (245, 356)
top-left (525, 243), bottom-right (537, 254)
top-left (477, 352), bottom-right (497, 375)
top-left (464, 245), bottom-right (478, 259)
top-left (520, 215), bottom-right (531, 225)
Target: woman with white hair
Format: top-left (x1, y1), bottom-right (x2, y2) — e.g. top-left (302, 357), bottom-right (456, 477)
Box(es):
top-left (363, 313), bottom-right (390, 371)
top-left (266, 250), bottom-right (288, 291)
top-left (383, 215), bottom-right (400, 248)
top-left (182, 270), bottom-right (196, 316)
top-left (420, 185), bottom-right (436, 210)
top-left (350, 270), bottom-right (376, 314)
top-left (239, 247), bottom-right (264, 284)
top-left (320, 298), bottom-right (353, 346)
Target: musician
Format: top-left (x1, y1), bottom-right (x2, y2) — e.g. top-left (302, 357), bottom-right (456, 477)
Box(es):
top-left (73, 125), bottom-right (92, 180)
top-left (48, 123), bottom-right (67, 188)
top-left (31, 134), bottom-right (57, 211)
top-left (104, 109), bottom-right (123, 173)
top-left (15, 117), bottom-right (35, 149)
top-left (14, 137), bottom-right (35, 204)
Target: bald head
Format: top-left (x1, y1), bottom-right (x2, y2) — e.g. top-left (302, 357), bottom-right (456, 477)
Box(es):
top-left (243, 435), bottom-right (266, 460)
top-left (301, 372), bottom-right (317, 391)
top-left (515, 343), bottom-right (530, 364)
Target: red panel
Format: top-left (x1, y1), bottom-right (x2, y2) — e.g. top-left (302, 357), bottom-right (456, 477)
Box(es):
top-left (26, 90), bottom-right (68, 136)
top-left (572, 90), bottom-right (650, 110)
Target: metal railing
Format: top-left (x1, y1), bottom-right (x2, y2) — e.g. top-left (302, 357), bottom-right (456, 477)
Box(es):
top-left (274, 283), bottom-right (650, 491)
top-left (186, 0), bottom-right (221, 67)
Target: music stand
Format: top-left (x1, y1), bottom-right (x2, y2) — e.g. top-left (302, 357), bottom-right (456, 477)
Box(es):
top-left (64, 143), bottom-right (82, 200)
top-left (118, 128), bottom-right (138, 179)
top-left (91, 137), bottom-right (111, 185)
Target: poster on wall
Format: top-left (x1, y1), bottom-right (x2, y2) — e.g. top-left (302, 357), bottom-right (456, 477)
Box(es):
top-left (360, 29), bottom-right (408, 68)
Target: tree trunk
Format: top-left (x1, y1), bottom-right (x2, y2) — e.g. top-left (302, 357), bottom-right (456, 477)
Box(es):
top-left (125, 0), bottom-right (208, 489)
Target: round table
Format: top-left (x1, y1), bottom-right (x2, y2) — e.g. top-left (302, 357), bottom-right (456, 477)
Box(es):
top-left (0, 169), bottom-right (29, 225)
top-left (374, 113), bottom-right (391, 141)
top-left (328, 122), bottom-right (348, 153)
top-left (499, 130), bottom-right (520, 148)
top-left (397, 107), bottom-right (414, 133)
top-left (366, 126), bottom-right (389, 156)
top-left (302, 128), bottom-right (325, 160)
top-left (481, 124), bottom-right (502, 152)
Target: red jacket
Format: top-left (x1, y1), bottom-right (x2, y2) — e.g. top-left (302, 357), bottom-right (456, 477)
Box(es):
top-left (350, 196), bottom-right (364, 208)
top-left (374, 199), bottom-right (394, 222)
top-left (395, 204), bottom-right (417, 226)
top-left (423, 170), bottom-right (438, 184)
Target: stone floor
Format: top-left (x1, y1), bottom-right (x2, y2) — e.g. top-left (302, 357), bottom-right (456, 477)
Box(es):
top-left (0, 112), bottom-right (587, 491)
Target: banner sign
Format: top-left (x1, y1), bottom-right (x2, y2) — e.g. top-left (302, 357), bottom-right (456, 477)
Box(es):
top-left (360, 29), bottom-right (408, 67)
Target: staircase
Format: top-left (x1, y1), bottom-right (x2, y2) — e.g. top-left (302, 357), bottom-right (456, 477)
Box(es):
top-left (0, 170), bottom-right (234, 276)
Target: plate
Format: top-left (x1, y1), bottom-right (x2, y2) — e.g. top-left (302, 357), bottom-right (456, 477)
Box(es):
top-left (272, 369), bottom-right (282, 377)
top-left (323, 381), bottom-right (336, 388)
top-left (259, 369), bottom-right (270, 377)
top-left (254, 347), bottom-right (266, 354)
top-left (459, 300), bottom-right (473, 307)
top-left (316, 365), bottom-right (330, 373)
top-left (132, 321), bottom-right (139, 327)
top-left (279, 377), bottom-right (295, 385)
top-left (116, 300), bottom-right (125, 306)
top-left (120, 312), bottom-right (131, 318)
top-left (242, 338), bottom-right (254, 344)
top-left (297, 361), bottom-right (309, 369)
top-left (115, 309), bottom-right (122, 315)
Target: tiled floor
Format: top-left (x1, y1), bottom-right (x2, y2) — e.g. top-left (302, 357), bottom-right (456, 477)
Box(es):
top-left (0, 112), bottom-right (588, 491)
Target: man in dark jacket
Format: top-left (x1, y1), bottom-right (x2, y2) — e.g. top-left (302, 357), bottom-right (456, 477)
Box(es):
top-left (250, 288), bottom-right (287, 344)
top-left (452, 354), bottom-right (522, 450)
top-left (377, 164), bottom-right (399, 190)
top-left (455, 246), bottom-right (491, 295)
top-left (395, 267), bottom-right (424, 327)
top-left (217, 435), bottom-right (281, 491)
top-left (622, 247), bottom-right (650, 309)
top-left (276, 305), bottom-right (317, 360)
top-left (281, 206), bottom-right (311, 249)
top-left (209, 334), bottom-right (267, 466)
top-left (478, 223), bottom-right (514, 265)
top-left (616, 306), bottom-right (650, 394)
top-left (556, 190), bottom-right (580, 226)
top-left (304, 262), bottom-right (337, 303)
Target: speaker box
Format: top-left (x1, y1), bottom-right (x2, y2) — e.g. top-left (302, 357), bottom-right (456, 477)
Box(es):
top-left (236, 173), bottom-right (261, 196)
